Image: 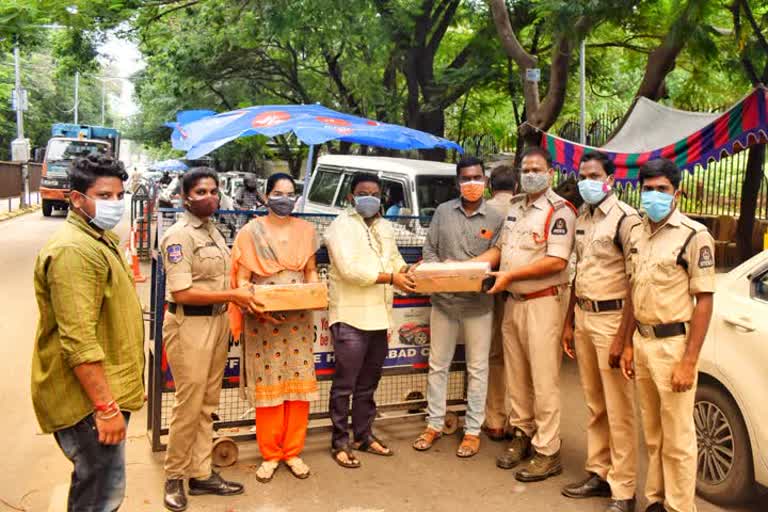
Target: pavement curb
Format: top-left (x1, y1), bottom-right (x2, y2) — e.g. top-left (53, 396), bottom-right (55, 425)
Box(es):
top-left (0, 204), bottom-right (41, 222)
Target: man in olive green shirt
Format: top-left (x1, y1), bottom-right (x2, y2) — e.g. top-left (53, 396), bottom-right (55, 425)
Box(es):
top-left (31, 154), bottom-right (144, 512)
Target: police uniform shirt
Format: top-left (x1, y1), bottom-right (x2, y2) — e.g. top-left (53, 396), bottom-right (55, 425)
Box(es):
top-left (574, 193), bottom-right (641, 301)
top-left (628, 208), bottom-right (715, 325)
top-left (160, 211), bottom-right (231, 302)
top-left (496, 188), bottom-right (576, 295)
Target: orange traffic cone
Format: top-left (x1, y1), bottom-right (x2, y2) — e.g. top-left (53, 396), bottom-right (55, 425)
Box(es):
top-left (129, 227), bottom-right (147, 284)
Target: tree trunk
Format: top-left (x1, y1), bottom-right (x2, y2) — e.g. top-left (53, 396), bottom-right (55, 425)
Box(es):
top-left (736, 143), bottom-right (765, 261)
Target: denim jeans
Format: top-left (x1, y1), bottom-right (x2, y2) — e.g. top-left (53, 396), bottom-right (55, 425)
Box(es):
top-left (427, 306), bottom-right (492, 435)
top-left (53, 412), bottom-right (131, 512)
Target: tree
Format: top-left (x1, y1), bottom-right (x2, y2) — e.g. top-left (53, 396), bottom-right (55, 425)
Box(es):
top-left (732, 0), bottom-right (767, 261)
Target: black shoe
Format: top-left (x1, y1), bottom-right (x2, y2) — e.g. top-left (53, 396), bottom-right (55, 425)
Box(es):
top-left (188, 471), bottom-right (244, 496)
top-left (645, 503), bottom-right (666, 512)
top-left (561, 473), bottom-right (611, 498)
top-left (164, 479), bottom-right (187, 512)
top-left (606, 498), bottom-right (636, 512)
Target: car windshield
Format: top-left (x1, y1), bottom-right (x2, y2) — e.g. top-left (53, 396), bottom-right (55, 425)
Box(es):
top-left (46, 140), bottom-right (109, 162)
top-left (415, 175), bottom-right (458, 215)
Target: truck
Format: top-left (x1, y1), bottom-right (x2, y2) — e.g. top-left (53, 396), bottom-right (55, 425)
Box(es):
top-left (39, 123), bottom-right (120, 217)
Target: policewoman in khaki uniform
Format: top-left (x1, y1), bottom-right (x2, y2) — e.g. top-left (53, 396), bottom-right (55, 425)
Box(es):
top-left (476, 146), bottom-right (576, 482)
top-left (561, 152), bottom-right (641, 512)
top-left (161, 168), bottom-right (258, 512)
top-left (621, 159), bottom-right (715, 512)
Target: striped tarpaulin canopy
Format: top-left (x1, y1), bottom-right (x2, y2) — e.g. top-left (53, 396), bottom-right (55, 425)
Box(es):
top-left (541, 87), bottom-right (768, 185)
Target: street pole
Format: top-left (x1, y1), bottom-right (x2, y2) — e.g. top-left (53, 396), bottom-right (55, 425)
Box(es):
top-left (74, 71), bottom-right (79, 124)
top-left (14, 45), bottom-right (24, 140)
top-left (299, 145), bottom-right (315, 213)
top-left (13, 42), bottom-right (29, 208)
top-left (101, 79), bottom-right (106, 125)
top-left (579, 39), bottom-right (586, 146)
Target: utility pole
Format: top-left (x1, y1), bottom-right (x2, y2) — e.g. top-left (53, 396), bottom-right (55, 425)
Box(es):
top-left (12, 40), bottom-right (30, 208)
top-left (101, 79), bottom-right (106, 125)
top-left (579, 39), bottom-right (586, 145)
top-left (74, 71), bottom-right (79, 124)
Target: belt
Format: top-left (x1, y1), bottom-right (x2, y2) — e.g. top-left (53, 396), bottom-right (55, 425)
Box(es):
top-left (636, 322), bottom-right (687, 339)
top-left (577, 298), bottom-right (624, 313)
top-left (505, 286), bottom-right (559, 302)
top-left (168, 303), bottom-right (227, 316)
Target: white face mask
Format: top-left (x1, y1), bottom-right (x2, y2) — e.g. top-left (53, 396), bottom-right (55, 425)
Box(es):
top-left (78, 194), bottom-right (125, 230)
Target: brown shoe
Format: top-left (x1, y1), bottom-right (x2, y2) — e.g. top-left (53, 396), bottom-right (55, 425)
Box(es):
top-left (496, 428), bottom-right (532, 469)
top-left (515, 450), bottom-right (563, 482)
top-left (481, 423), bottom-right (506, 442)
top-left (413, 428), bottom-right (442, 451)
top-left (456, 434), bottom-right (480, 458)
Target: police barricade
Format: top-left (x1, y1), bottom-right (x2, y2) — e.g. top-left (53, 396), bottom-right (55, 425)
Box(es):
top-left (147, 209), bottom-right (468, 453)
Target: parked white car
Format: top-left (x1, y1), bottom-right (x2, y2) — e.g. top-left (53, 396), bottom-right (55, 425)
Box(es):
top-left (696, 249), bottom-right (768, 505)
top-left (301, 155), bottom-right (458, 218)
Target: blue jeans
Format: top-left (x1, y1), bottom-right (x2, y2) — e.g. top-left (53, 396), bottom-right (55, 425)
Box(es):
top-left (427, 307), bottom-right (492, 435)
top-left (54, 412), bottom-right (131, 512)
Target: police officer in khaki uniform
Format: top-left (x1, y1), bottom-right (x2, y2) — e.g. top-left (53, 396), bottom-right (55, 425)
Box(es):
top-left (483, 165), bottom-right (517, 440)
top-left (561, 152), bottom-right (640, 512)
top-left (161, 168), bottom-right (259, 512)
top-left (621, 159), bottom-right (715, 512)
top-left (475, 146), bottom-right (576, 482)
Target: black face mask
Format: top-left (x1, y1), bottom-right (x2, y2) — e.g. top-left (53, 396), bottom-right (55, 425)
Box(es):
top-left (267, 196), bottom-right (296, 217)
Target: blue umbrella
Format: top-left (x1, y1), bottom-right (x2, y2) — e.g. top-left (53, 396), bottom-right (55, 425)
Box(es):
top-left (151, 159), bottom-right (189, 172)
top-left (167, 104), bottom-right (463, 159)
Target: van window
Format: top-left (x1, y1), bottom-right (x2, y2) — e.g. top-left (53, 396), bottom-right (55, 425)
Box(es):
top-left (335, 173), bottom-right (354, 208)
top-left (416, 175), bottom-right (458, 216)
top-left (334, 174), bottom-right (408, 212)
top-left (308, 169), bottom-right (342, 205)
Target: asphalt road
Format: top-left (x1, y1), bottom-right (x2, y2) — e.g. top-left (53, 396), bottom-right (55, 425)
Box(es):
top-left (0, 206), bottom-right (763, 512)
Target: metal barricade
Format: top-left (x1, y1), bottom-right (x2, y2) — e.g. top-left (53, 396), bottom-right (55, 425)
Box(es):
top-left (130, 184), bottom-right (154, 261)
top-left (146, 209), bottom-right (468, 453)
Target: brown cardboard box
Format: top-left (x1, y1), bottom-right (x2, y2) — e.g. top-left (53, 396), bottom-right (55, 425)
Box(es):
top-left (412, 261), bottom-right (491, 294)
top-left (252, 283), bottom-right (328, 312)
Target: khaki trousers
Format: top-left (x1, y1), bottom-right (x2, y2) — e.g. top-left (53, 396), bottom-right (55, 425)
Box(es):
top-left (634, 332), bottom-right (698, 512)
top-left (574, 308), bottom-right (637, 499)
top-left (502, 293), bottom-right (565, 455)
top-left (163, 309), bottom-right (230, 479)
top-left (484, 294), bottom-right (509, 430)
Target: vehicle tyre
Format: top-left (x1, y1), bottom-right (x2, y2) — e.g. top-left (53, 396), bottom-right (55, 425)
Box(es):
top-left (42, 199), bottom-right (53, 217)
top-left (695, 380), bottom-right (755, 505)
top-left (211, 437), bottom-right (238, 467)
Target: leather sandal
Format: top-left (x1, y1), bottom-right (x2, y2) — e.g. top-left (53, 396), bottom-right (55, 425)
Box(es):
top-left (284, 457), bottom-right (311, 479)
top-left (255, 460), bottom-right (279, 483)
top-left (457, 434), bottom-right (481, 458)
top-left (353, 435), bottom-right (393, 456)
top-left (331, 446), bottom-right (361, 469)
top-left (413, 428), bottom-right (442, 451)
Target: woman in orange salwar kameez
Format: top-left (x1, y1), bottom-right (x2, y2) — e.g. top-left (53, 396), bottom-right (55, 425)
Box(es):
top-left (229, 173), bottom-right (319, 483)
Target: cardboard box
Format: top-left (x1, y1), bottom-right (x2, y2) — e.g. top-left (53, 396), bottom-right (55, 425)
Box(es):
top-left (252, 283), bottom-right (328, 312)
top-left (412, 261), bottom-right (491, 294)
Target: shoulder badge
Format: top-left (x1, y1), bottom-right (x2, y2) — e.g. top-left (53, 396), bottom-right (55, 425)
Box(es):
top-left (551, 217), bottom-right (568, 236)
top-left (698, 246), bottom-right (714, 268)
top-left (167, 244), bottom-right (183, 264)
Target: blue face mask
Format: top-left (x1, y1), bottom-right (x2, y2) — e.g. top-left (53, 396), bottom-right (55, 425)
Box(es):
top-left (641, 190), bottom-right (675, 223)
top-left (354, 195), bottom-right (381, 218)
top-left (578, 179), bottom-right (610, 205)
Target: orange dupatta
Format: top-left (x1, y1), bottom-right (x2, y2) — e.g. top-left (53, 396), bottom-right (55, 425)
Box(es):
top-left (228, 216), bottom-right (319, 339)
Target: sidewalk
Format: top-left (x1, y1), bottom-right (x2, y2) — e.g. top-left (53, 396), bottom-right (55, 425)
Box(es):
top-left (0, 193), bottom-right (41, 221)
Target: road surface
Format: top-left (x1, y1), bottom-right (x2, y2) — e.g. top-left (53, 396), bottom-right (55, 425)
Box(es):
top-left (0, 207), bottom-right (763, 511)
